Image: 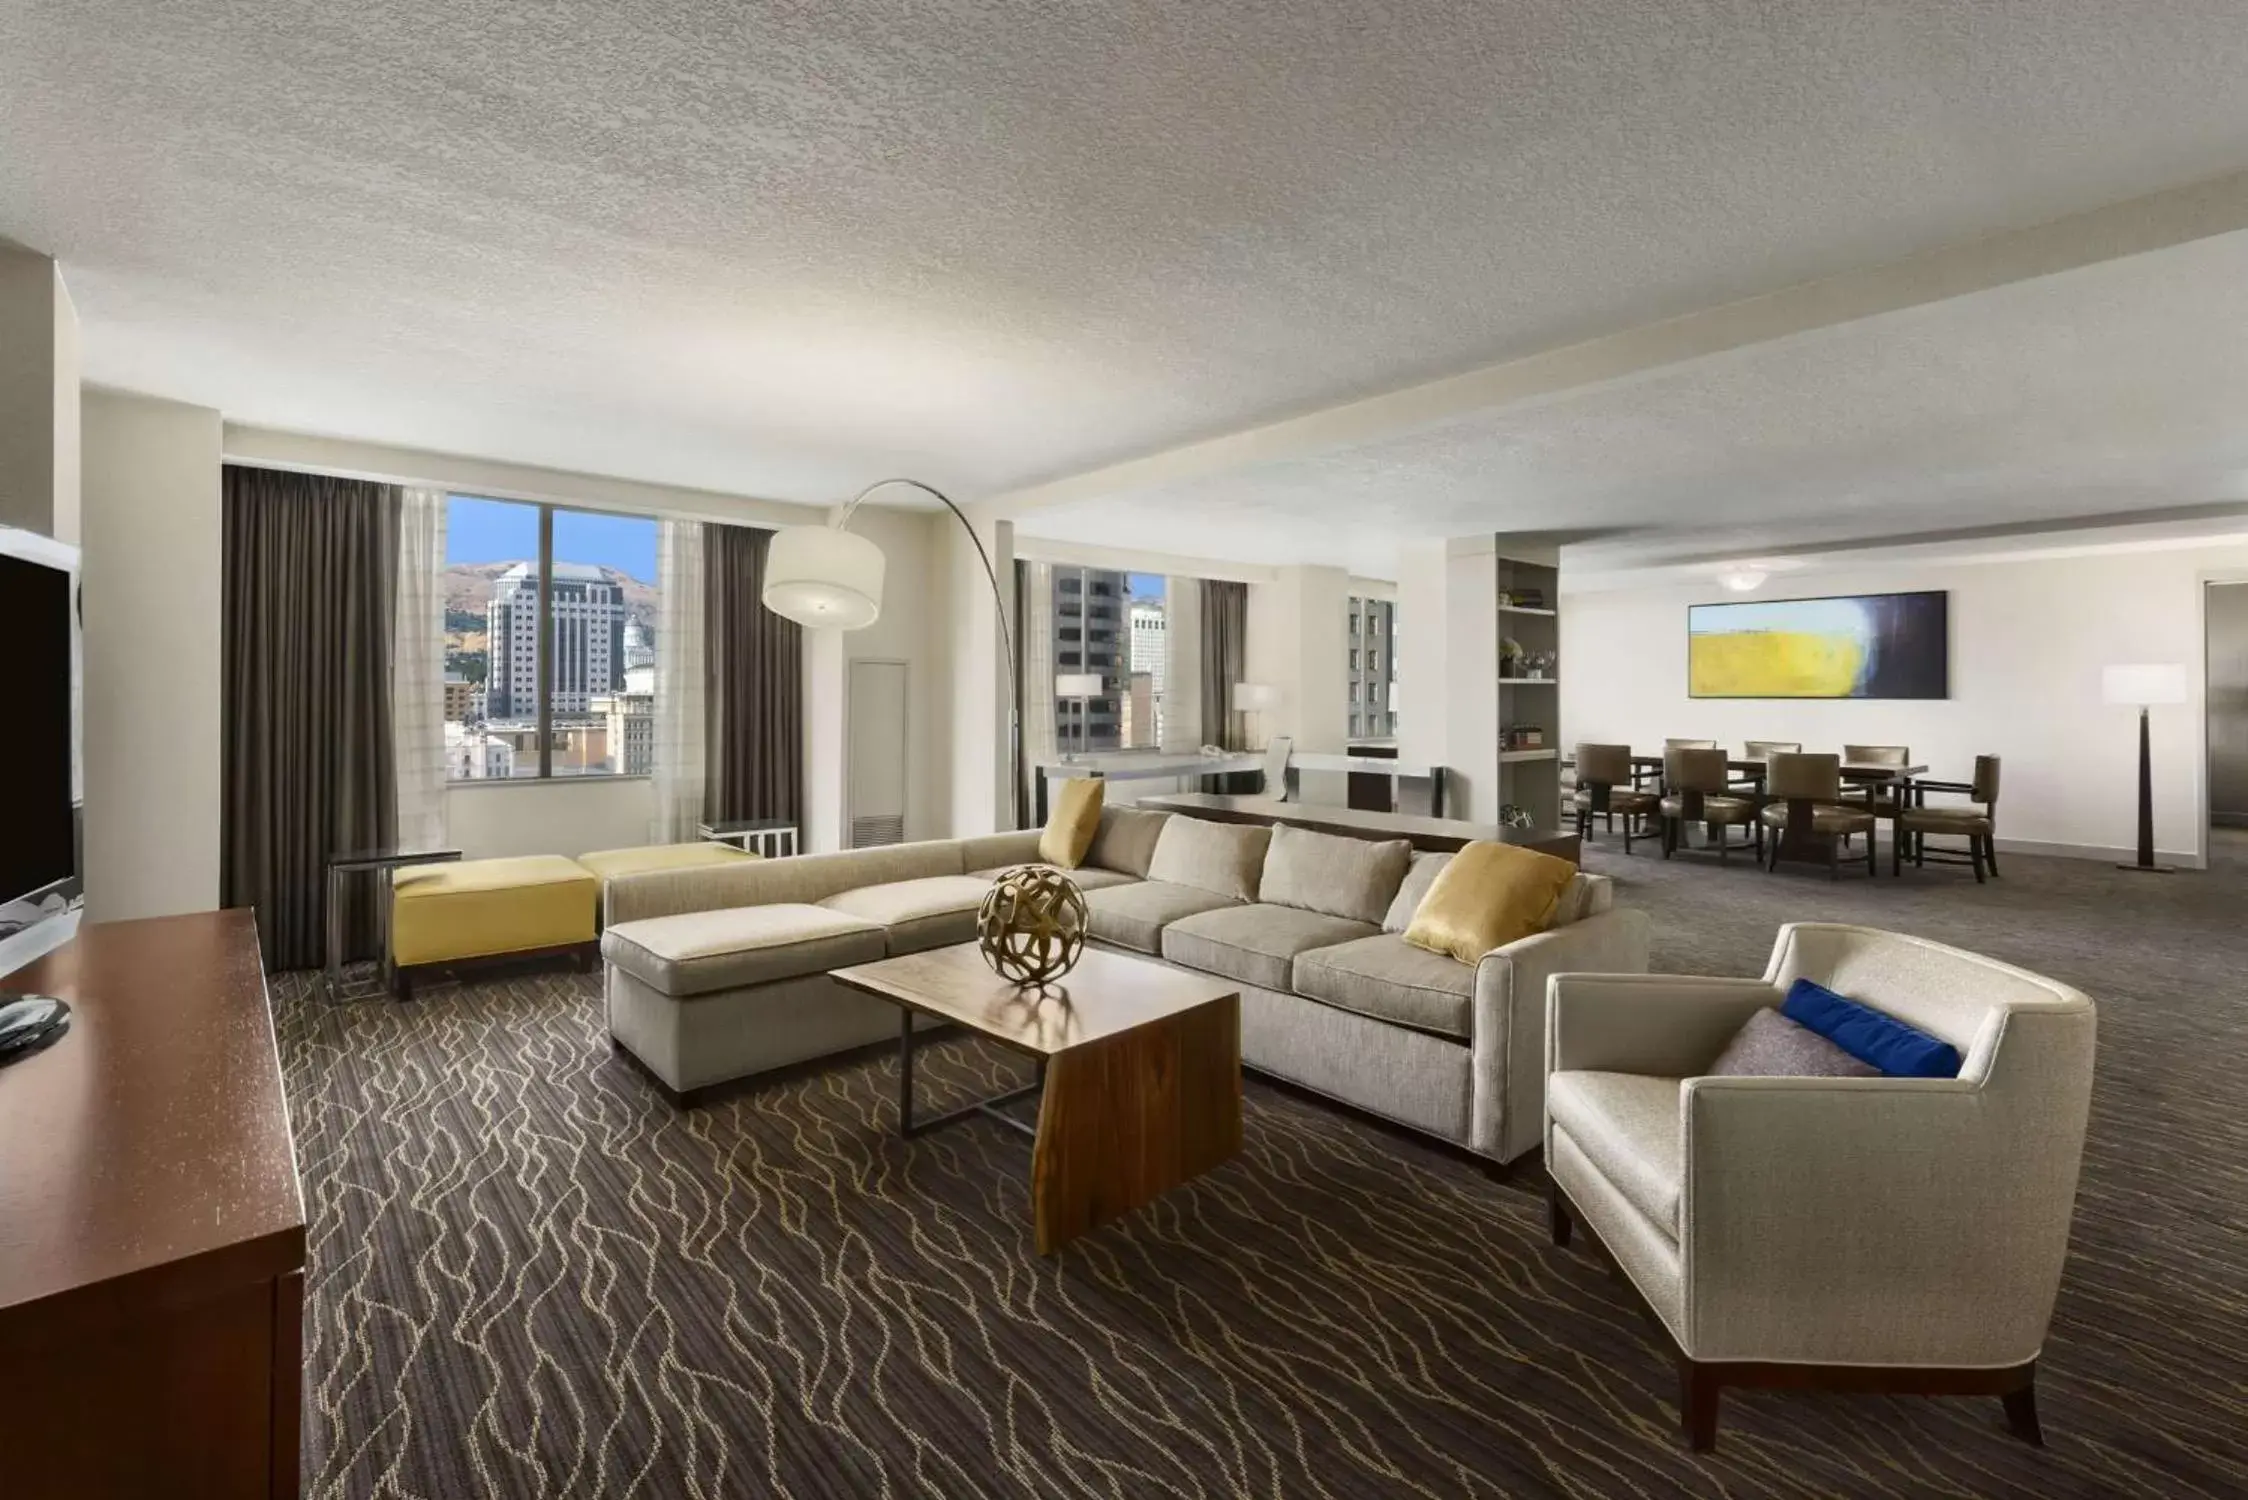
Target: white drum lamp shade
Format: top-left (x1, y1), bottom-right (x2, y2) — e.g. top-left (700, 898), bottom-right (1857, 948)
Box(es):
top-left (2101, 663), bottom-right (2187, 706)
top-left (1055, 674), bottom-right (1104, 697)
top-left (762, 524), bottom-right (886, 630)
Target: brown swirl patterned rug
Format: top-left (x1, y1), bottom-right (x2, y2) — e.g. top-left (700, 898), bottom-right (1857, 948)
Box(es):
top-left (276, 834), bottom-right (2248, 1499)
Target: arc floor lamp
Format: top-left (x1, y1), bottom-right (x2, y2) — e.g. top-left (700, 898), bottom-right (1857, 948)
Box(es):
top-left (761, 479), bottom-right (1026, 828)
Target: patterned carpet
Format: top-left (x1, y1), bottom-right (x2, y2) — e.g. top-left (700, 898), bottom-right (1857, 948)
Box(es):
top-left (276, 833), bottom-right (2248, 1499)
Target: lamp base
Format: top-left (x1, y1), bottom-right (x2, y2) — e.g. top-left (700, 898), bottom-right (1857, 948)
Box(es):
top-left (2116, 862), bottom-right (2176, 874)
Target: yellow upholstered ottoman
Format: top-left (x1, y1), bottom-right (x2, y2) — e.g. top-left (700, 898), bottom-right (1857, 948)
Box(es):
top-left (390, 855), bottom-right (598, 996)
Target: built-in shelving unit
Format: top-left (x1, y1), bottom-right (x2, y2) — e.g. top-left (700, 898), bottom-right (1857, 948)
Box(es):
top-left (1495, 543), bottom-right (1562, 830)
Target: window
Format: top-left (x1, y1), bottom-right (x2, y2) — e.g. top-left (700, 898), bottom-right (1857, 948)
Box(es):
top-left (1346, 594), bottom-right (1398, 740)
top-left (1048, 567), bottom-right (1168, 752)
top-left (443, 495), bottom-right (660, 781)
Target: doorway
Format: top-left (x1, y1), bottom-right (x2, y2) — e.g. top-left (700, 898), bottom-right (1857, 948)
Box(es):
top-left (2208, 581), bottom-right (2248, 869)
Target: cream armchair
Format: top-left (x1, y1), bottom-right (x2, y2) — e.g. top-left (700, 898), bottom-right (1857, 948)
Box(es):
top-left (1543, 923), bottom-right (2095, 1450)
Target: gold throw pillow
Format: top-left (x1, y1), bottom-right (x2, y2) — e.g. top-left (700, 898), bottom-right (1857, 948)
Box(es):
top-left (1038, 777), bottom-right (1104, 869)
top-left (1401, 840), bottom-right (1578, 964)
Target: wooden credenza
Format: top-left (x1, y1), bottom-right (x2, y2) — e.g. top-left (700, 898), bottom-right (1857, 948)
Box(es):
top-left (0, 909), bottom-right (305, 1499)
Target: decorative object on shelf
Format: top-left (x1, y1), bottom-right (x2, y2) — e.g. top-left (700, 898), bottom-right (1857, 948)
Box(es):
top-left (762, 478), bottom-right (1026, 824)
top-left (2102, 662), bottom-right (2187, 873)
top-left (1496, 804), bottom-right (1536, 829)
top-left (1504, 726), bottom-right (1546, 750)
top-left (1500, 636), bottom-right (1525, 675)
top-left (1523, 650), bottom-right (1554, 679)
top-left (977, 866), bottom-right (1090, 985)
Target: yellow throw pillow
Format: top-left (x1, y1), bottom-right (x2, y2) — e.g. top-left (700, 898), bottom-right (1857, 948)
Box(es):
top-left (1038, 777), bottom-right (1104, 869)
top-left (1402, 840), bottom-right (1578, 965)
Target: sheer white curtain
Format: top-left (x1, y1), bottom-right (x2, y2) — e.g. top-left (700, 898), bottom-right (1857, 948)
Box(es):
top-left (651, 518), bottom-right (707, 842)
top-left (1019, 560), bottom-right (1057, 792)
top-left (391, 484), bottom-right (449, 852)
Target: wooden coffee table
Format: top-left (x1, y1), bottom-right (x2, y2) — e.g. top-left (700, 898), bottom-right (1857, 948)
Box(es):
top-left (831, 942), bottom-right (1243, 1254)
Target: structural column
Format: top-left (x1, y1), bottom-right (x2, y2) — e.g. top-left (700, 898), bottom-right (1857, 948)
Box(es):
top-left (0, 241), bottom-right (79, 541)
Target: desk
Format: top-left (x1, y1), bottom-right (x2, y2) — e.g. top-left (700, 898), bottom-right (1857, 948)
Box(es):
top-left (1135, 793), bottom-right (1581, 863)
top-left (1035, 753), bottom-right (1266, 822)
top-left (1, 909), bottom-right (305, 1499)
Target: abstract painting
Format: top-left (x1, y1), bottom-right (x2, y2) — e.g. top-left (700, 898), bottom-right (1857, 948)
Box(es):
top-left (1688, 591), bottom-right (1949, 699)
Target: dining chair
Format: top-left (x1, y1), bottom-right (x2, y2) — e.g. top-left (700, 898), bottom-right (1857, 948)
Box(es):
top-left (1734, 740), bottom-right (1801, 795)
top-left (1895, 756), bottom-right (2003, 881)
top-left (1573, 743), bottom-right (1661, 853)
top-left (1758, 752), bottom-right (1877, 878)
top-left (1659, 748), bottom-right (1760, 861)
top-left (1838, 743), bottom-right (1912, 841)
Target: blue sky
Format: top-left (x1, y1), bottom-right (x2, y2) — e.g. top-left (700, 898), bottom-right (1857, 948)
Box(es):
top-left (445, 499), bottom-right (1158, 598)
top-left (446, 495), bottom-right (657, 583)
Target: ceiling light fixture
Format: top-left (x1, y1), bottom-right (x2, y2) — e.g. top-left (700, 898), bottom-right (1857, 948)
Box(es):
top-left (1716, 565), bottom-right (1769, 593)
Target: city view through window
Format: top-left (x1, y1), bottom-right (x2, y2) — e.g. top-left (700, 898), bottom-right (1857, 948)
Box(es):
top-left (1053, 568), bottom-right (1167, 753)
top-left (443, 496), bottom-right (660, 780)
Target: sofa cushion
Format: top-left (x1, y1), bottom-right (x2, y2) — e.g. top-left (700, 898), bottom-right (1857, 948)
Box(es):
top-left (969, 863), bottom-right (1140, 893)
top-left (1290, 932), bottom-right (1476, 1040)
top-left (1084, 880), bottom-right (1240, 954)
top-left (1086, 806), bottom-right (1170, 877)
top-left (1146, 816), bottom-right (1271, 901)
top-left (1402, 840), bottom-right (1576, 964)
top-left (1039, 776), bottom-right (1104, 868)
top-left (1382, 851), bottom-right (1452, 932)
top-left (1552, 871), bottom-right (1612, 927)
top-left (602, 904), bottom-right (887, 997)
top-left (576, 842), bottom-right (756, 888)
top-left (820, 875), bottom-right (996, 954)
top-left (1708, 1007), bottom-right (1877, 1079)
top-left (1162, 903), bottom-right (1380, 993)
top-left (1546, 1071), bottom-right (1683, 1239)
top-left (1258, 823), bottom-right (1411, 926)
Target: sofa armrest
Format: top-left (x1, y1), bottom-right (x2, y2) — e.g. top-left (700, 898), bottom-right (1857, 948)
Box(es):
top-left (1471, 906), bottom-right (1651, 1161)
top-left (1677, 1075), bottom-right (2064, 1366)
top-left (1545, 974), bottom-right (1779, 1078)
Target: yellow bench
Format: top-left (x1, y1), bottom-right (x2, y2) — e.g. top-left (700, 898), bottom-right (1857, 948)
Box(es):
top-left (576, 841), bottom-right (756, 896)
top-left (391, 855), bottom-right (599, 997)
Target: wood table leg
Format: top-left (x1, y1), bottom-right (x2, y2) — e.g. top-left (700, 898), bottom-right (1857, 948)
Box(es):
top-left (1031, 996), bottom-right (1241, 1254)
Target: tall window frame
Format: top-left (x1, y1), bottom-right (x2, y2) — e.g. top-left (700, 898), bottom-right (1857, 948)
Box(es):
top-left (443, 494), bottom-right (659, 783)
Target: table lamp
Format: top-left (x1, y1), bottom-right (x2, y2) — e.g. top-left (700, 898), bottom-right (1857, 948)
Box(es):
top-left (2101, 663), bottom-right (2187, 873)
top-left (1233, 682), bottom-right (1278, 750)
top-left (1055, 673), bottom-right (1104, 759)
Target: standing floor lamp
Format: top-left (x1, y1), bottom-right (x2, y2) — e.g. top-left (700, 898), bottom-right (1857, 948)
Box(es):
top-left (763, 479), bottom-right (1025, 828)
top-left (2102, 663), bottom-right (2187, 873)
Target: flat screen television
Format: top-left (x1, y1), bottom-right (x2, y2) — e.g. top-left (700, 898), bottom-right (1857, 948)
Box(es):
top-left (0, 525), bottom-right (83, 981)
top-left (1688, 590), bottom-right (1949, 699)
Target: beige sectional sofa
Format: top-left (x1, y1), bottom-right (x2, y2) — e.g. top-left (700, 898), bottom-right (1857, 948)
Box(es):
top-left (602, 806), bottom-right (1648, 1163)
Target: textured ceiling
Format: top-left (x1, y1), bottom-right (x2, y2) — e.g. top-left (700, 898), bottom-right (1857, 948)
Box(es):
top-left (1019, 227), bottom-right (2248, 572)
top-left (7, 2), bottom-right (2248, 530)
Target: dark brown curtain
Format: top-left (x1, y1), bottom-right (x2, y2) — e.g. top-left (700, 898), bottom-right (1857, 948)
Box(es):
top-left (222, 465), bottom-right (399, 969)
top-left (1201, 578), bottom-right (1247, 751)
top-left (704, 523), bottom-right (802, 823)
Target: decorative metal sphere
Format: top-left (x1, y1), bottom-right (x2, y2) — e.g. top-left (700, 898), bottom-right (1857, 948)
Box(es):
top-left (976, 866), bottom-right (1089, 986)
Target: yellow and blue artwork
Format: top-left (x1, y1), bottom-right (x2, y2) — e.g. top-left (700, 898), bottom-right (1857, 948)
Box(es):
top-left (1688, 592), bottom-right (1949, 699)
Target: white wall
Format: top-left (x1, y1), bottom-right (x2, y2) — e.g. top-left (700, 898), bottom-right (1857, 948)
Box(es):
top-left (932, 515), bottom-right (1013, 834)
top-left (807, 505), bottom-right (950, 849)
top-left (1244, 564), bottom-right (1349, 753)
top-left (0, 246), bottom-right (77, 540)
top-left (445, 778), bottom-right (657, 859)
top-left (1562, 545), bottom-right (2248, 865)
top-left (80, 389), bottom-right (224, 920)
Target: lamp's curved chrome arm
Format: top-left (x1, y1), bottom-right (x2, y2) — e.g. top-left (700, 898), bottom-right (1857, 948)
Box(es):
top-left (835, 478), bottom-right (1024, 824)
